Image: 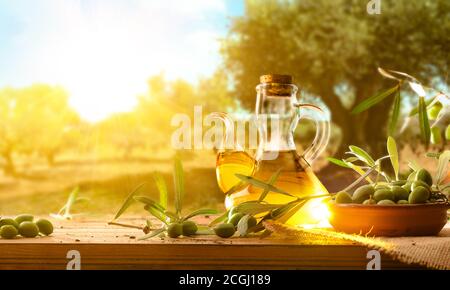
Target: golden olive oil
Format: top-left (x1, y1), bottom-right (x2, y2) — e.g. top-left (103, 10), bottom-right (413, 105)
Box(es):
top-left (219, 150), bottom-right (329, 225)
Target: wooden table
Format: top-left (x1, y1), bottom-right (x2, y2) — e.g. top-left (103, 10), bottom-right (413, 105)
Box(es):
top-left (0, 218), bottom-right (423, 270)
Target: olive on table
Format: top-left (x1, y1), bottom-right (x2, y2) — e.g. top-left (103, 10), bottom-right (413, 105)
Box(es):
top-left (0, 218), bottom-right (19, 230)
top-left (181, 221), bottom-right (198, 236)
top-left (0, 225), bottom-right (18, 239)
top-left (167, 223), bottom-right (183, 238)
top-left (18, 222), bottom-right (39, 238)
top-left (214, 223), bottom-right (236, 238)
top-left (15, 214), bottom-right (34, 225)
top-left (36, 219), bottom-right (54, 236)
top-left (228, 213), bottom-right (245, 226)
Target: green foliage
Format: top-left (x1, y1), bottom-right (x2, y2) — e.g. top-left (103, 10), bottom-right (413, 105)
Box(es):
top-left (222, 0), bottom-right (449, 155)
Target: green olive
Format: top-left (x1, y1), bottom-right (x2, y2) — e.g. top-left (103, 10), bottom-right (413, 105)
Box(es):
top-left (352, 185), bottom-right (375, 204)
top-left (36, 219), bottom-right (54, 236)
top-left (181, 221), bottom-right (198, 236)
top-left (18, 222), bottom-right (39, 238)
top-left (15, 214), bottom-right (34, 225)
top-left (167, 223), bottom-right (183, 238)
top-left (407, 171), bottom-right (417, 182)
top-left (335, 191), bottom-right (353, 204)
top-left (374, 185), bottom-right (390, 191)
top-left (237, 215), bottom-right (257, 230)
top-left (377, 200), bottom-right (396, 205)
top-left (402, 182), bottom-right (412, 193)
top-left (228, 213), bottom-right (245, 226)
top-left (214, 223), bottom-right (236, 238)
top-left (397, 200), bottom-right (409, 205)
top-left (414, 169), bottom-right (433, 186)
top-left (411, 180), bottom-right (430, 191)
top-left (373, 189), bottom-right (394, 202)
top-left (0, 218), bottom-right (19, 229)
top-left (0, 225), bottom-right (18, 239)
top-left (391, 180), bottom-right (407, 186)
top-left (409, 186), bottom-right (430, 204)
top-left (362, 199), bottom-right (376, 205)
top-left (391, 186), bottom-right (410, 201)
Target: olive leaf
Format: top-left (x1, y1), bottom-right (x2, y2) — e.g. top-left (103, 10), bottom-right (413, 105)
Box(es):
top-left (389, 90), bottom-right (401, 136)
top-left (237, 214), bottom-right (251, 237)
top-left (138, 228), bottom-right (166, 241)
top-left (153, 172), bottom-right (168, 209)
top-left (134, 196), bottom-right (165, 212)
top-left (409, 97), bottom-right (435, 116)
top-left (112, 183), bottom-right (146, 221)
top-left (58, 196), bottom-right (89, 215)
top-left (233, 201), bottom-right (281, 215)
top-left (418, 96), bottom-right (431, 146)
top-left (235, 174), bottom-right (293, 197)
top-left (436, 150), bottom-right (450, 185)
top-left (208, 211), bottom-right (229, 227)
top-left (181, 209), bottom-right (218, 222)
top-left (173, 157), bottom-right (185, 215)
top-left (144, 204), bottom-right (169, 225)
top-left (387, 136), bottom-right (399, 180)
top-left (63, 187), bottom-right (79, 217)
top-left (348, 145), bottom-right (376, 167)
top-left (351, 86), bottom-right (399, 114)
top-left (327, 157), bottom-right (350, 168)
top-left (258, 168), bottom-right (282, 202)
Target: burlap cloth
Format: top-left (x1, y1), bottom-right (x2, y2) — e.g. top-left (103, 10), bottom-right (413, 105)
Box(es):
top-left (263, 221), bottom-right (450, 270)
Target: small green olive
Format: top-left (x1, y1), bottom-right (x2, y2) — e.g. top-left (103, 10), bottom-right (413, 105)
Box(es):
top-left (377, 200), bottom-right (396, 205)
top-left (391, 186), bottom-right (410, 201)
top-left (402, 182), bottom-right (412, 193)
top-left (214, 223), bottom-right (236, 238)
top-left (228, 213), bottom-right (245, 226)
top-left (409, 186), bottom-right (430, 204)
top-left (352, 185), bottom-right (375, 204)
top-left (391, 180), bottom-right (407, 186)
top-left (18, 222), bottom-right (39, 238)
top-left (15, 214), bottom-right (34, 225)
top-left (414, 169), bottom-right (433, 186)
top-left (407, 171), bottom-right (417, 182)
top-left (36, 219), bottom-right (54, 236)
top-left (362, 199), bottom-right (377, 205)
top-left (374, 184), bottom-right (390, 191)
top-left (373, 189), bottom-right (394, 202)
top-left (411, 180), bottom-right (430, 191)
top-left (181, 221), bottom-right (198, 236)
top-left (167, 223), bottom-right (183, 238)
top-left (335, 191), bottom-right (353, 204)
top-left (397, 200), bottom-right (409, 205)
top-left (0, 218), bottom-right (19, 229)
top-left (0, 225), bottom-right (18, 239)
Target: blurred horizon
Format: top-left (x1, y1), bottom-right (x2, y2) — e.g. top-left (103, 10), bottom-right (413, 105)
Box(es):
top-left (0, 0), bottom-right (244, 122)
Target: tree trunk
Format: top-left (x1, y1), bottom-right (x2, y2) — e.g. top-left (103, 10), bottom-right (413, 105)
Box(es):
top-left (2, 150), bottom-right (16, 176)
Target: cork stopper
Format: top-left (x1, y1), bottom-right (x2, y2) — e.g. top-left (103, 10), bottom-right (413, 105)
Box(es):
top-left (260, 74), bottom-right (293, 84)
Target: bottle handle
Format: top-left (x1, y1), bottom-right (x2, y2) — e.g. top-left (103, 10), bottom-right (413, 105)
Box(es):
top-left (209, 112), bottom-right (236, 151)
top-left (295, 104), bottom-right (330, 164)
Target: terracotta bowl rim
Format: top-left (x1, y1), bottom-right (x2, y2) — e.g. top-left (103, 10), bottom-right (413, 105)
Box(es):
top-left (329, 201), bottom-right (450, 210)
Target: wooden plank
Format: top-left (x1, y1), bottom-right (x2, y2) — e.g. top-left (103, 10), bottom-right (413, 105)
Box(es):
top-left (0, 218), bottom-right (423, 269)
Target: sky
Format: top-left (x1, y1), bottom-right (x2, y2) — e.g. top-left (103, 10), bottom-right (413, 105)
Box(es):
top-left (0, 0), bottom-right (244, 121)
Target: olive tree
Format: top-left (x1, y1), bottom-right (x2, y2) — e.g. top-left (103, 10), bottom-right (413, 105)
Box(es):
top-left (222, 0), bottom-right (449, 156)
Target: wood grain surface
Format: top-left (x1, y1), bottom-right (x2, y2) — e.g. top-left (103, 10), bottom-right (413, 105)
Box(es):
top-left (0, 217), bottom-right (423, 270)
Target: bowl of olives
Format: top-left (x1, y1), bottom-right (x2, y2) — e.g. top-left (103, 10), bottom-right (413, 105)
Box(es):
top-left (328, 169), bottom-right (450, 237)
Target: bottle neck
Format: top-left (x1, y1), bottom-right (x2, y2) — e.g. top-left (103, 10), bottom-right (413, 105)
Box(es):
top-left (255, 83), bottom-right (299, 159)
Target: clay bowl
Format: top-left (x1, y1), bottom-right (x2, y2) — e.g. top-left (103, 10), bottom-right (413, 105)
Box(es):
top-left (328, 202), bottom-right (450, 237)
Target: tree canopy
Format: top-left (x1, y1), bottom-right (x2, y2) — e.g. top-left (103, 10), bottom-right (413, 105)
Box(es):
top-left (222, 0), bottom-right (449, 155)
